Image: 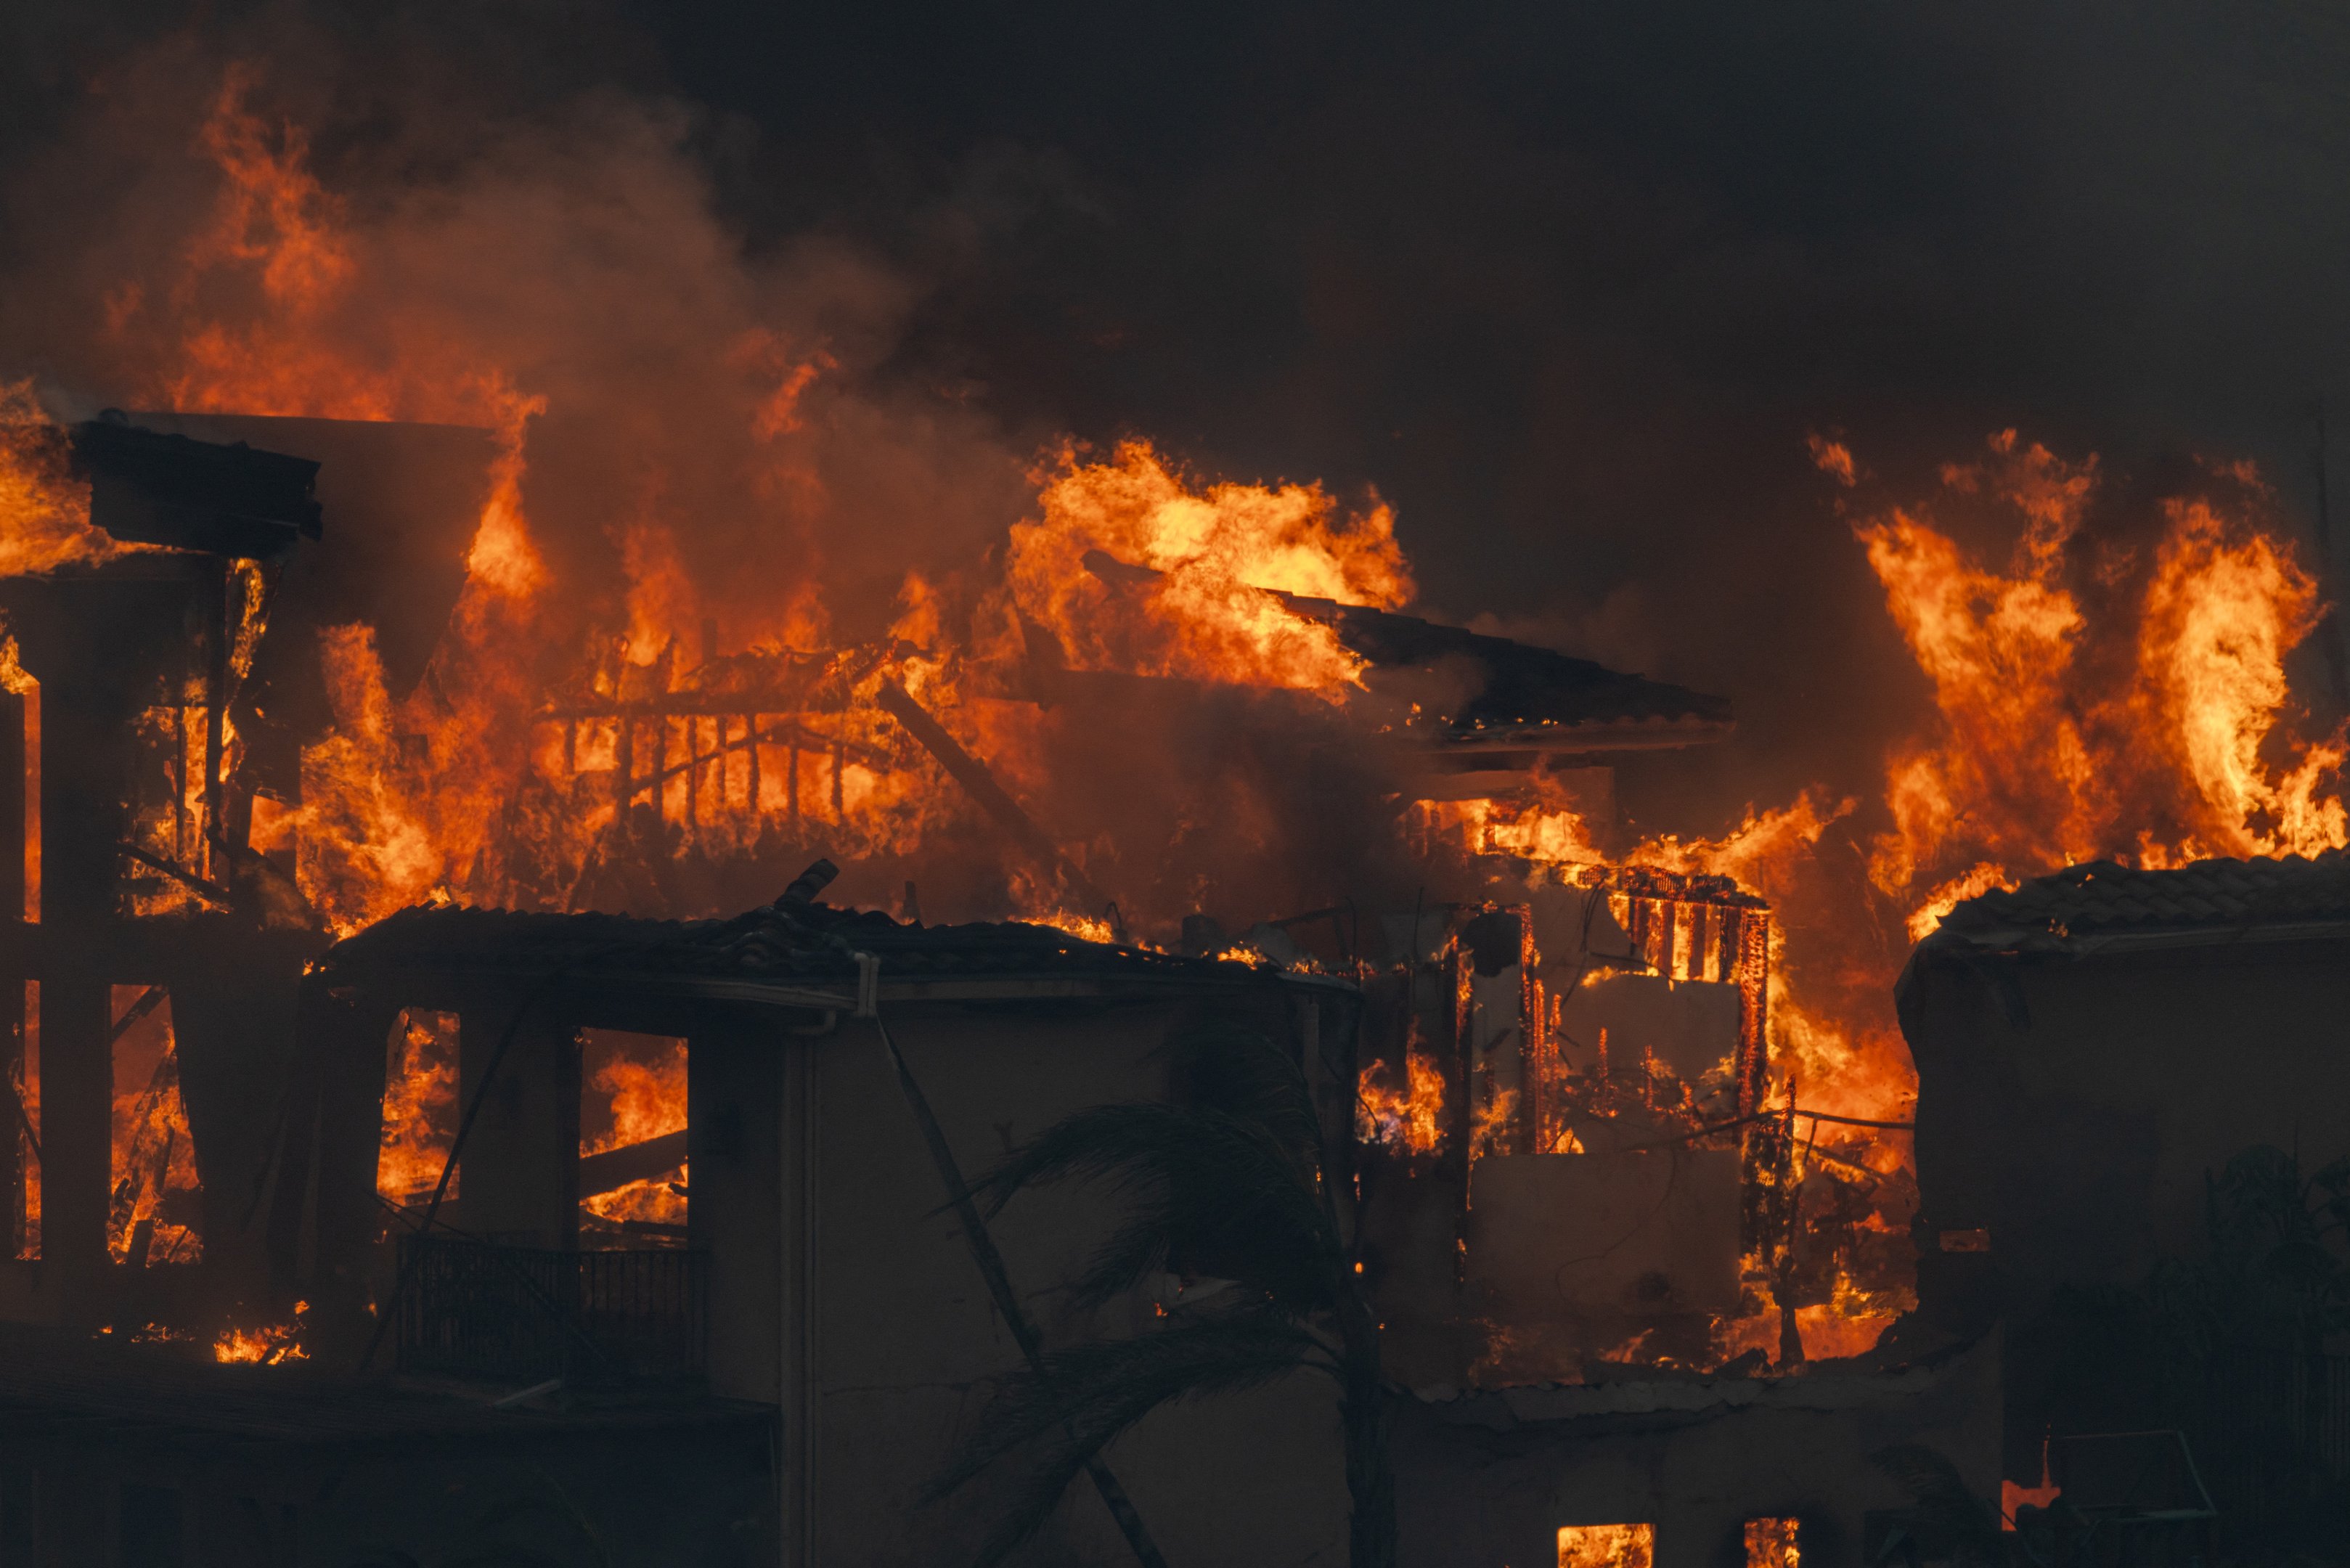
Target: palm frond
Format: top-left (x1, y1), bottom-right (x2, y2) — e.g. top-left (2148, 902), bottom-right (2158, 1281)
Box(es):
top-left (1869, 1444), bottom-right (2003, 1564)
top-left (933, 1310), bottom-right (1326, 1566)
top-left (1158, 1018), bottom-right (1321, 1159)
top-left (963, 1101), bottom-right (1339, 1310)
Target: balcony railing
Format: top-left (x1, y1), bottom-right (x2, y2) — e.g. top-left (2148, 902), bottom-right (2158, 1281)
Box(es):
top-left (394, 1236), bottom-right (708, 1385)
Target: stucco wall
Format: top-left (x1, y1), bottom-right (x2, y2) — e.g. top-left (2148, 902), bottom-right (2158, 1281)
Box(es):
top-left (696, 992), bottom-right (1353, 1568)
top-left (1901, 934), bottom-right (2350, 1329)
top-left (1393, 1334), bottom-right (2002, 1568)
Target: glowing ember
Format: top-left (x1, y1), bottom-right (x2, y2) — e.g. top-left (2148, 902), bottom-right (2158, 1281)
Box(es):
top-left (214, 1301), bottom-right (309, 1364)
top-left (1796, 1302), bottom-right (1898, 1362)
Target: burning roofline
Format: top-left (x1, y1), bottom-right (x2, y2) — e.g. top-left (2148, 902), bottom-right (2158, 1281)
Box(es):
top-left (311, 896), bottom-right (1350, 1014)
top-left (1074, 549), bottom-right (1735, 754)
top-left (1915, 850), bottom-right (2350, 955)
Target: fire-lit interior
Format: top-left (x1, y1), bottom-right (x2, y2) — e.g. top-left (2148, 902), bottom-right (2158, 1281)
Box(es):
top-left (1557, 1523), bottom-right (1655, 1568)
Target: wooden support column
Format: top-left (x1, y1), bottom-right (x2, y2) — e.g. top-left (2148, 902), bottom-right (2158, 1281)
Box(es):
top-left (690, 1020), bottom-right (786, 1406)
top-left (38, 684), bottom-right (131, 1315)
top-left (280, 977), bottom-right (401, 1357)
top-left (1516, 903), bottom-right (1544, 1159)
top-left (1445, 942), bottom-right (1474, 1281)
top-left (457, 1003), bottom-right (580, 1249)
top-left (36, 970), bottom-right (108, 1301)
top-left (1734, 909), bottom-right (1772, 1117)
top-left (0, 687), bottom-right (24, 1259)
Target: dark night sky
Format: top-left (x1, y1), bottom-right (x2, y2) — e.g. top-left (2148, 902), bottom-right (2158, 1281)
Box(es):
top-left (9, 1), bottom-right (2350, 830)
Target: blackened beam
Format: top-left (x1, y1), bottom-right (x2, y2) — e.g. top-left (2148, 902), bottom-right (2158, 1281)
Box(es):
top-left (110, 985), bottom-right (166, 1045)
top-left (874, 679), bottom-right (1114, 918)
top-left (119, 843), bottom-right (234, 910)
top-left (578, 1128), bottom-right (688, 1199)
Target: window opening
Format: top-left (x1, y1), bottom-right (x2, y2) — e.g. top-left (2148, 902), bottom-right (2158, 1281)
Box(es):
top-left (1558, 1524), bottom-right (1655, 1568)
top-left (20, 674), bottom-right (35, 924)
top-left (380, 1010), bottom-right (460, 1209)
top-left (579, 1029), bottom-right (687, 1246)
top-left (14, 981), bottom-right (35, 1260)
top-left (1745, 1518), bottom-right (1800, 1568)
top-left (108, 985), bottom-right (200, 1265)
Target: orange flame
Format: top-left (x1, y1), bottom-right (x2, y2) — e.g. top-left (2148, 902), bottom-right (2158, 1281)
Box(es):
top-left (581, 1039), bottom-right (687, 1228)
top-left (1558, 1524), bottom-right (1655, 1568)
top-left (1861, 435), bottom-right (2346, 910)
top-left (0, 383), bottom-right (151, 576)
top-left (378, 1011), bottom-right (457, 1204)
top-left (214, 1301), bottom-right (309, 1364)
top-left (1745, 1519), bottom-right (1800, 1568)
top-left (1356, 1048), bottom-right (1447, 1155)
top-left (1009, 441), bottom-right (1411, 693)
top-left (107, 990), bottom-right (201, 1265)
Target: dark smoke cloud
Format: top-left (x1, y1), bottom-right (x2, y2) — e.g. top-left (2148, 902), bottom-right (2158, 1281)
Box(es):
top-left (9, 0), bottom-right (2350, 848)
top-left (629, 0), bottom-right (2350, 836)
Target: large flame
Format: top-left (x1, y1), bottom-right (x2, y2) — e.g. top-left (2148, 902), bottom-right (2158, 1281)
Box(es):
top-left (1356, 1047), bottom-right (1448, 1156)
top-left (582, 1037), bottom-right (688, 1228)
top-left (0, 383), bottom-right (151, 576)
top-left (1008, 441), bottom-right (1411, 692)
top-left (377, 1011), bottom-right (457, 1204)
top-left (1860, 433), bottom-right (2344, 903)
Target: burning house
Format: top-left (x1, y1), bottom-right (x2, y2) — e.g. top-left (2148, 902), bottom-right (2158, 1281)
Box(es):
top-left (6, 362), bottom-right (2336, 1568)
top-left (0, 403), bottom-right (1974, 1564)
top-left (9, 15), bottom-right (2350, 1567)
top-left (0, 154), bottom-right (2340, 1564)
top-left (286, 876), bottom-right (1362, 1564)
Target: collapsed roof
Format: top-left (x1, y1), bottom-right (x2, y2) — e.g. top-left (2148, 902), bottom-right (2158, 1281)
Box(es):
top-left (1071, 547), bottom-right (1735, 768)
top-left (1299, 595), bottom-right (1734, 756)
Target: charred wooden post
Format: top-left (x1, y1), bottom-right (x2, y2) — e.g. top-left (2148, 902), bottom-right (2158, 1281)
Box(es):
top-left (173, 952), bottom-right (308, 1284)
top-left (746, 712), bottom-right (761, 812)
top-left (0, 684), bottom-right (22, 1261)
top-left (614, 714), bottom-right (636, 819)
top-left (1734, 909), bottom-right (1771, 1117)
top-left (274, 977), bottom-right (399, 1343)
top-left (1517, 902), bottom-right (1543, 1156)
top-left (456, 1002), bottom-right (582, 1250)
top-left (202, 558), bottom-right (232, 874)
top-left (35, 645), bottom-right (151, 1307)
top-left (1447, 941), bottom-right (1474, 1282)
top-left (873, 678), bottom-right (1113, 915)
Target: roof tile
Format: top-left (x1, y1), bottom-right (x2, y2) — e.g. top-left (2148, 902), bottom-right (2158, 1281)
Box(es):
top-left (1934, 852), bottom-right (2350, 946)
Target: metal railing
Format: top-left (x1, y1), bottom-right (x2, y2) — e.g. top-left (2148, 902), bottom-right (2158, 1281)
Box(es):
top-left (2200, 1344), bottom-right (2350, 1469)
top-left (395, 1236), bottom-right (709, 1385)
top-left (2187, 1344), bottom-right (2350, 1540)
